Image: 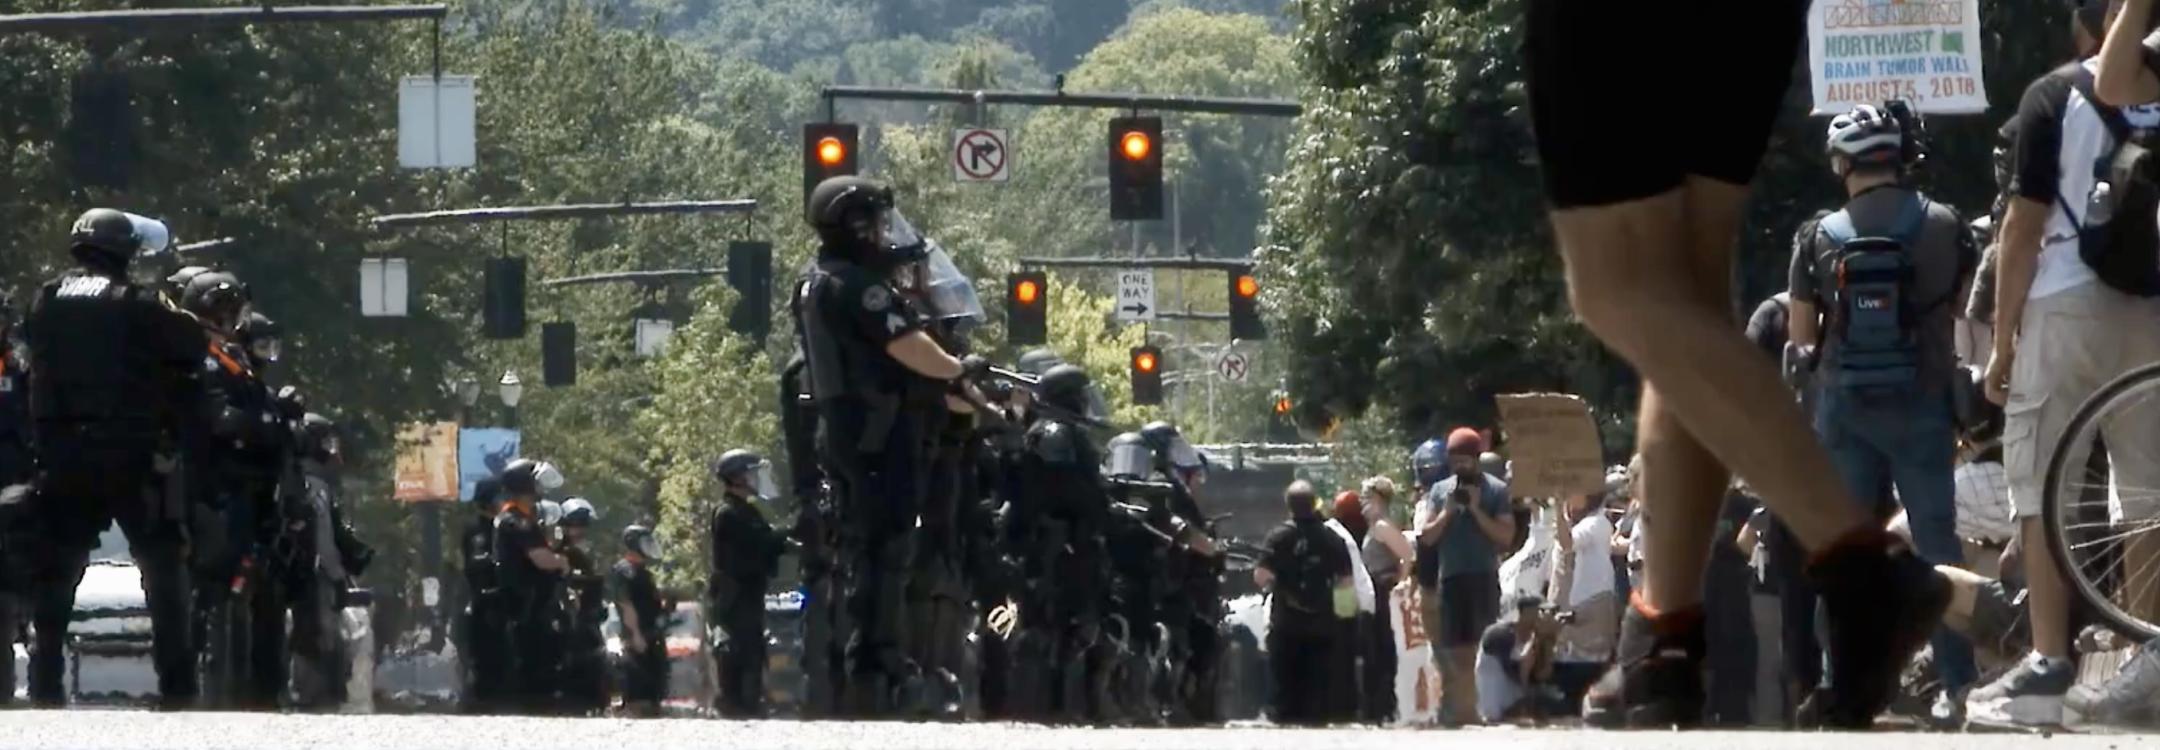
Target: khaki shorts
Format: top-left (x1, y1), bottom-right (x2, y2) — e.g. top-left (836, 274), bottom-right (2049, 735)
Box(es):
top-left (2003, 283), bottom-right (2160, 518)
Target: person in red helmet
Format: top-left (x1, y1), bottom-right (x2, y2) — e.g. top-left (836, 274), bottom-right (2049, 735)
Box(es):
top-left (1412, 428), bottom-right (1514, 725)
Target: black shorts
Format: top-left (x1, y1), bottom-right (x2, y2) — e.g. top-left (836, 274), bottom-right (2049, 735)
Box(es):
top-left (1526, 0), bottom-right (1812, 208)
top-left (1437, 572), bottom-right (1501, 648)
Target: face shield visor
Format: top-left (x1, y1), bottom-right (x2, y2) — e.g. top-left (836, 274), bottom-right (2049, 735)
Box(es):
top-left (533, 461), bottom-right (566, 493)
top-left (1105, 439), bottom-right (1153, 478)
top-left (880, 207), bottom-right (929, 264)
top-left (632, 534), bottom-right (664, 561)
top-left (742, 460), bottom-right (780, 499)
top-left (249, 336), bottom-right (282, 364)
top-left (1082, 385), bottom-right (1111, 423)
top-left (538, 500), bottom-right (564, 527)
top-left (126, 213), bottom-right (171, 257)
top-left (915, 242), bottom-right (984, 324)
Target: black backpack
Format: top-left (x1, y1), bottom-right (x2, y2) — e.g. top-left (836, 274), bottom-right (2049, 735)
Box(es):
top-left (1276, 522), bottom-right (1336, 615)
top-left (2064, 69), bottom-right (2160, 297)
top-left (1820, 195), bottom-right (1932, 393)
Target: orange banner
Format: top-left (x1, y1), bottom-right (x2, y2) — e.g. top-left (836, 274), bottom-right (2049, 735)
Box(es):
top-left (393, 421), bottom-right (460, 502)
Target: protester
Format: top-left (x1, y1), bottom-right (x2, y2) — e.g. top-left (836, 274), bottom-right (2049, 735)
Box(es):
top-left (1413, 428), bottom-right (1514, 725)
top-left (1325, 490), bottom-right (1377, 721)
top-left (1255, 480), bottom-right (1354, 727)
top-left (1358, 476), bottom-right (1416, 723)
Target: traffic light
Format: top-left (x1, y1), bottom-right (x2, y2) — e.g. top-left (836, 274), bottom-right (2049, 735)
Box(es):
top-left (1130, 344), bottom-right (1163, 405)
top-left (1228, 269), bottom-right (1266, 340)
top-left (542, 321), bottom-right (576, 386)
top-left (1007, 271), bottom-right (1047, 346)
top-left (483, 256), bottom-right (526, 339)
top-left (1267, 386), bottom-right (1299, 442)
top-left (802, 122), bottom-right (860, 218)
top-left (1107, 116), bottom-right (1163, 221)
top-left (728, 241), bottom-right (773, 340)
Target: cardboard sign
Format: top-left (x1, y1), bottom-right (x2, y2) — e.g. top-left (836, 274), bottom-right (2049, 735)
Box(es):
top-left (392, 422), bottom-right (460, 502)
top-left (1497, 393), bottom-right (1605, 500)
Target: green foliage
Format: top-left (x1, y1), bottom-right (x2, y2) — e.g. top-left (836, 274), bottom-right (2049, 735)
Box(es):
top-left (638, 285), bottom-right (778, 591)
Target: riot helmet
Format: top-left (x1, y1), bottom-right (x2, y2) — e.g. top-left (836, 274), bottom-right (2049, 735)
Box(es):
top-left (68, 208), bottom-right (144, 271)
top-left (239, 311), bottom-right (282, 365)
top-left (1411, 438), bottom-right (1449, 487)
top-left (1035, 364), bottom-right (1107, 422)
top-left (1104, 432), bottom-right (1150, 478)
top-left (538, 499), bottom-right (564, 527)
top-left (1139, 420), bottom-right (1206, 486)
top-left (182, 271), bottom-right (249, 333)
top-left (711, 449), bottom-right (779, 499)
top-left (561, 497), bottom-right (597, 527)
top-left (500, 458), bottom-right (565, 499)
top-left (622, 524), bottom-right (662, 560)
top-left (300, 413), bottom-right (341, 466)
top-left (909, 241), bottom-right (983, 331)
top-left (167, 265), bottom-right (211, 292)
top-left (1017, 348), bottom-right (1064, 376)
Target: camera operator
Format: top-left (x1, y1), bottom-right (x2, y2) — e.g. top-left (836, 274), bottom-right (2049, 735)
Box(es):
top-left (1412, 428), bottom-right (1515, 725)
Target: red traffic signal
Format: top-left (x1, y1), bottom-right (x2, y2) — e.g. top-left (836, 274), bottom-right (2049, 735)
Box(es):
top-left (802, 122), bottom-right (860, 219)
top-left (1130, 344), bottom-right (1164, 405)
top-left (1108, 116), bottom-right (1164, 221)
top-left (1007, 271), bottom-right (1047, 346)
top-left (1228, 268), bottom-right (1266, 340)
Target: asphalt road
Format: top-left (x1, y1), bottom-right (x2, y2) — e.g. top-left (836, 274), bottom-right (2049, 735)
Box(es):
top-left (2, 712), bottom-right (2154, 750)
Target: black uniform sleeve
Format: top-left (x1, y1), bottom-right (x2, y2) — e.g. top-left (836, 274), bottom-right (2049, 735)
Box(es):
top-left (2010, 70), bottom-right (2073, 203)
top-left (826, 267), bottom-right (921, 348)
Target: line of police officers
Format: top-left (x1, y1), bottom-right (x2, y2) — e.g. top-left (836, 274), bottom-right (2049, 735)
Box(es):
top-left (0, 208), bottom-right (370, 709)
top-left (778, 176), bottom-right (1232, 723)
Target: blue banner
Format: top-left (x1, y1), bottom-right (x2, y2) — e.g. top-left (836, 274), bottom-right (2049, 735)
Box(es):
top-left (458, 428), bottom-right (522, 501)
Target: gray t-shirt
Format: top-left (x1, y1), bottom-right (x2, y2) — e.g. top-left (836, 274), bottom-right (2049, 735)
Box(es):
top-left (1789, 186), bottom-right (1974, 392)
top-left (1417, 473), bottom-right (1511, 581)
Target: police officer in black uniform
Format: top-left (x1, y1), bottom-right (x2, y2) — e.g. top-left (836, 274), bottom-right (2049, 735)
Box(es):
top-left (707, 449), bottom-right (786, 717)
top-left (492, 458), bottom-right (568, 714)
top-left (20, 209), bottom-right (204, 708)
top-left (779, 349), bottom-right (847, 717)
top-left (1011, 363), bottom-right (1111, 723)
top-left (459, 476), bottom-right (508, 713)
top-left (182, 270), bottom-right (288, 709)
top-left (611, 524), bottom-right (669, 717)
top-left (555, 498), bottom-right (608, 714)
top-left (0, 291), bottom-right (31, 706)
top-left (286, 410), bottom-right (370, 709)
top-left (795, 175), bottom-right (984, 715)
top-left (1137, 421), bottom-right (1226, 725)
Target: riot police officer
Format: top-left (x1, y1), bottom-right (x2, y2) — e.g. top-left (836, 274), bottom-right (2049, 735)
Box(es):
top-left (287, 411), bottom-right (369, 709)
top-left (183, 270), bottom-right (287, 709)
top-left (1136, 421), bottom-right (1225, 725)
top-left (611, 524), bottom-right (668, 717)
top-left (492, 458), bottom-right (568, 713)
top-left (708, 449), bottom-right (786, 717)
top-left (459, 476), bottom-right (508, 713)
top-left (555, 497), bottom-right (608, 714)
top-left (779, 349), bottom-right (846, 717)
top-left (795, 175), bottom-right (984, 714)
top-left (1011, 363), bottom-right (1111, 723)
top-left (19, 209), bottom-right (203, 708)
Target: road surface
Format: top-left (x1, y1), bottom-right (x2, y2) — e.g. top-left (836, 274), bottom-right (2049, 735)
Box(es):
top-left (0, 712), bottom-right (2149, 750)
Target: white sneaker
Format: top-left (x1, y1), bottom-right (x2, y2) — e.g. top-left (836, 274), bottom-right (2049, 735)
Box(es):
top-left (1966, 655), bottom-right (2074, 728)
top-left (2066, 643), bottom-right (2160, 723)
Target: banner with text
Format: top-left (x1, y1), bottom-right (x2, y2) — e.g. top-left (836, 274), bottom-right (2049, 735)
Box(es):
top-left (1808, 0), bottom-right (1986, 115)
top-left (393, 422), bottom-right (460, 502)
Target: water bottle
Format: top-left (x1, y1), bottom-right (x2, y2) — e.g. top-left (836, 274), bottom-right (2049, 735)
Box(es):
top-left (2089, 180), bottom-right (2115, 225)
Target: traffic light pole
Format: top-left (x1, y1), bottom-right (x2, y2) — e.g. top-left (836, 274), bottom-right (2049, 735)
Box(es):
top-left (540, 269), bottom-right (726, 288)
top-left (0, 4), bottom-right (447, 33)
top-left (820, 85), bottom-right (1301, 118)
top-left (1016, 256), bottom-right (1252, 271)
top-left (370, 199), bottom-right (760, 229)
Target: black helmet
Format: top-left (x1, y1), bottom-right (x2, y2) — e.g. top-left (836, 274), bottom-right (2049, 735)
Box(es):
top-left (68, 208), bottom-right (140, 267)
top-left (239, 311), bottom-right (281, 364)
top-left (1017, 348), bottom-right (1064, 376)
top-left (500, 458), bottom-right (564, 498)
top-left (712, 449), bottom-right (763, 480)
top-left (182, 271), bottom-right (248, 329)
top-left (1036, 364), bottom-right (1093, 415)
top-left (621, 524), bottom-right (662, 560)
top-left (806, 176), bottom-right (893, 231)
top-left (167, 265), bottom-right (211, 289)
top-left (299, 413), bottom-right (340, 464)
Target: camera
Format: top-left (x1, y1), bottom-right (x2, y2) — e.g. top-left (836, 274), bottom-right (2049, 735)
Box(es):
top-left (1882, 99), bottom-right (1928, 168)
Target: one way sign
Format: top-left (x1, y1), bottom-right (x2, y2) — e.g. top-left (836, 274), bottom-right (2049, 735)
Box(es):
top-left (1115, 270), bottom-right (1155, 322)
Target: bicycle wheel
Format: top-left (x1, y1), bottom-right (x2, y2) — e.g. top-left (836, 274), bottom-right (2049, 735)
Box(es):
top-left (2043, 360), bottom-right (2160, 643)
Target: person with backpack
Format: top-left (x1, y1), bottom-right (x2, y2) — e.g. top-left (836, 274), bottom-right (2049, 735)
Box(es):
top-left (1786, 102), bottom-right (1979, 727)
top-left (1973, 0), bottom-right (2160, 728)
top-left (1254, 480), bottom-right (1354, 726)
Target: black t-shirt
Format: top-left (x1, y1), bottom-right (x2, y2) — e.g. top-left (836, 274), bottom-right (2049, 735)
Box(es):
top-left (609, 558), bottom-right (664, 639)
top-left (1262, 516), bottom-right (1351, 617)
top-left (2008, 64), bottom-right (2077, 206)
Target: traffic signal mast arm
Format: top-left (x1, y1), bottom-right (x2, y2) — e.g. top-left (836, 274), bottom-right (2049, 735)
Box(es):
top-left (819, 86), bottom-right (1301, 118)
top-left (0, 4), bottom-right (446, 33)
top-left (370, 199), bottom-right (759, 229)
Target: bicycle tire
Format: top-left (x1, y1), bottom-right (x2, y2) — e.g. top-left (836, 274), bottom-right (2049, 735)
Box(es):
top-left (2042, 360), bottom-right (2160, 644)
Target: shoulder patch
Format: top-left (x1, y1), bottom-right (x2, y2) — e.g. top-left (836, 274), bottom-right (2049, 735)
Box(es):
top-left (863, 284), bottom-right (892, 312)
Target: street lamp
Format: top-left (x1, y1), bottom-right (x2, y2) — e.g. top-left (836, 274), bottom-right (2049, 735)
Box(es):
top-left (497, 370), bottom-right (524, 408)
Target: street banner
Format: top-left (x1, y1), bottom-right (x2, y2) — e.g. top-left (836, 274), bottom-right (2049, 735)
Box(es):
top-left (392, 422), bottom-right (460, 502)
top-left (458, 427), bottom-right (522, 501)
top-left (1497, 393), bottom-right (1606, 500)
top-left (1808, 0), bottom-right (1987, 115)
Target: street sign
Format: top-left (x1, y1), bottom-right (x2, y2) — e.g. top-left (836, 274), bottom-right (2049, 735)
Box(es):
top-left (952, 128), bottom-right (1011, 182)
top-left (398, 75), bottom-right (476, 169)
top-left (1115, 269), bottom-right (1156, 322)
top-left (1216, 350), bottom-right (1250, 383)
